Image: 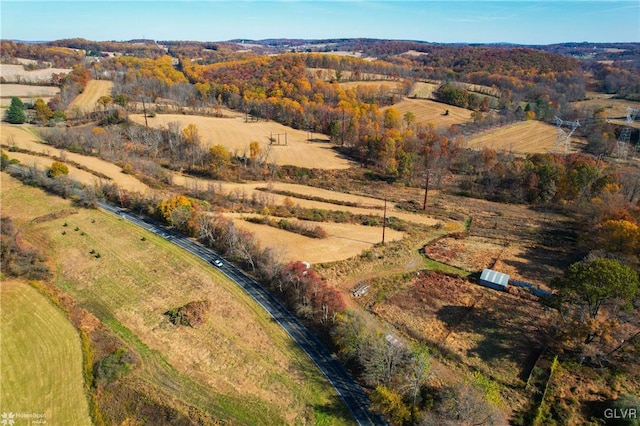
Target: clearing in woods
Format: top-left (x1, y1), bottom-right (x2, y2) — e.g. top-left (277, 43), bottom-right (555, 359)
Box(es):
top-left (0, 174), bottom-right (353, 425)
top-left (68, 80), bottom-right (114, 113)
top-left (370, 270), bottom-right (552, 404)
top-left (572, 93), bottom-right (640, 128)
top-left (0, 279), bottom-right (92, 426)
top-left (383, 97), bottom-right (472, 128)
top-left (408, 82), bottom-right (439, 99)
top-left (129, 113), bottom-right (355, 169)
top-left (338, 81), bottom-right (403, 91)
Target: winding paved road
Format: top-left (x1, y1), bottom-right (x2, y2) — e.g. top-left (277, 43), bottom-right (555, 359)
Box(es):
top-left (97, 202), bottom-right (384, 426)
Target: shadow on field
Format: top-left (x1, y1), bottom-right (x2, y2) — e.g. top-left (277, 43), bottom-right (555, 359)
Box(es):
top-left (436, 303), bottom-right (544, 383)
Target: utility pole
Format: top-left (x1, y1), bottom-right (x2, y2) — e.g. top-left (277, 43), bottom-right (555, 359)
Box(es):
top-left (382, 197), bottom-right (387, 244)
top-left (423, 170), bottom-right (430, 210)
top-left (142, 97), bottom-right (148, 128)
top-left (341, 106), bottom-right (345, 147)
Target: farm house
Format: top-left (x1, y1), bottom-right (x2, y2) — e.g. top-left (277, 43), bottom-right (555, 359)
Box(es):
top-left (479, 269), bottom-right (510, 291)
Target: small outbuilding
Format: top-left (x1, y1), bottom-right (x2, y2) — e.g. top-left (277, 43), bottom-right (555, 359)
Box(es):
top-left (479, 269), bottom-right (510, 291)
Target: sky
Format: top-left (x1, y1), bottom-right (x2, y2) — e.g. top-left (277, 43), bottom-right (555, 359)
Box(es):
top-left (1, 1), bottom-right (639, 45)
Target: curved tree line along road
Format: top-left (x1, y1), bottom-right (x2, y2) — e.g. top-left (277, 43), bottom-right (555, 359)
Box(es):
top-left (97, 202), bottom-right (385, 426)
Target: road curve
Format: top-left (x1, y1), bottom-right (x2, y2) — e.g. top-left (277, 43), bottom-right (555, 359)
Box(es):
top-left (97, 202), bottom-right (385, 426)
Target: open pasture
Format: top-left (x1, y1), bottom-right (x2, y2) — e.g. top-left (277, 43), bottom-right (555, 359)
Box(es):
top-left (0, 174), bottom-right (352, 425)
top-left (1, 279), bottom-right (92, 426)
top-left (68, 80), bottom-right (113, 113)
top-left (129, 113), bottom-right (356, 169)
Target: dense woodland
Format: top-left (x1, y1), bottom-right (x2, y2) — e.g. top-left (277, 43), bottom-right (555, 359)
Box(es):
top-left (2, 38), bottom-right (640, 425)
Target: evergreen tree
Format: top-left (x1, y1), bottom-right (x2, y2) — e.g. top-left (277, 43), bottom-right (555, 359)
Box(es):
top-left (6, 97), bottom-right (26, 124)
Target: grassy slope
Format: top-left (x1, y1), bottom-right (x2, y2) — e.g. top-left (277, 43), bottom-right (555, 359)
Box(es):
top-left (0, 173), bottom-right (353, 425)
top-left (0, 280), bottom-right (92, 425)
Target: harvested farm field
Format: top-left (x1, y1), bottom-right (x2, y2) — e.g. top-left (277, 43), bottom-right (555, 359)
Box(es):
top-left (465, 120), bottom-right (581, 154)
top-left (0, 64), bottom-right (71, 83)
top-left (407, 82), bottom-right (439, 99)
top-left (0, 122), bottom-right (150, 193)
top-left (226, 213), bottom-right (404, 264)
top-left (3, 150), bottom-right (108, 185)
top-left (384, 97), bottom-right (472, 128)
top-left (67, 80), bottom-right (113, 113)
top-left (1, 280), bottom-right (92, 426)
top-left (174, 174), bottom-right (442, 227)
top-left (0, 84), bottom-right (59, 106)
top-left (571, 93), bottom-right (640, 128)
top-left (129, 113), bottom-right (355, 169)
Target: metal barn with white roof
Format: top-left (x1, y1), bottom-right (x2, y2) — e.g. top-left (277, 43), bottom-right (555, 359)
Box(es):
top-left (479, 269), bottom-right (510, 291)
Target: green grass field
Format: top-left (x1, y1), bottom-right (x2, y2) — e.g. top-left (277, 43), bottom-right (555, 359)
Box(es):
top-left (0, 280), bottom-right (92, 426)
top-left (0, 173), bottom-right (354, 425)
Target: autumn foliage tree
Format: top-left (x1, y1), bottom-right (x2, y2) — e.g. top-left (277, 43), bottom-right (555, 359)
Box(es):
top-left (594, 219), bottom-right (640, 256)
top-left (157, 195), bottom-right (199, 233)
top-left (34, 98), bottom-right (54, 124)
top-left (207, 144), bottom-right (231, 178)
top-left (48, 161), bottom-right (69, 178)
top-left (284, 261), bottom-right (346, 325)
top-left (552, 257), bottom-right (639, 345)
